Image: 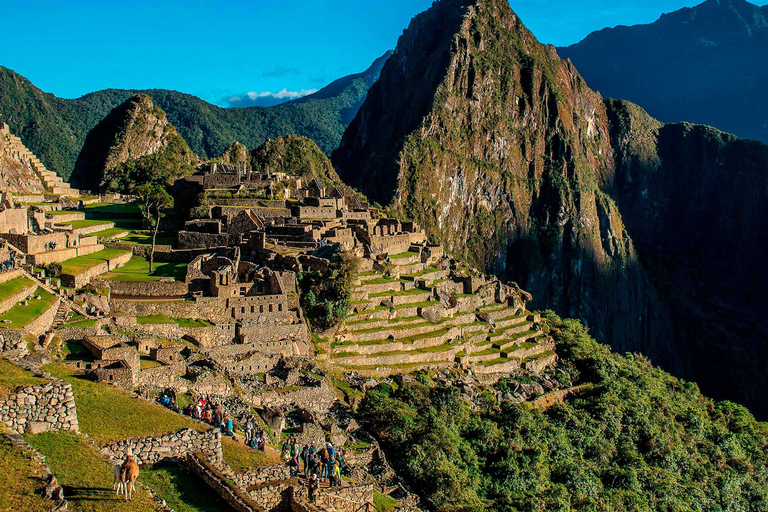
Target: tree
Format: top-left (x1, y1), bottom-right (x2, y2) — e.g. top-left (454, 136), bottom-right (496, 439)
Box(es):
top-left (133, 183), bottom-right (173, 274)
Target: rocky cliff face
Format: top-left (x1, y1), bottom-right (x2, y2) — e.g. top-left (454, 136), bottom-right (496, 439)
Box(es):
top-left (70, 94), bottom-right (195, 190)
top-left (252, 135), bottom-right (341, 185)
top-left (334, 0), bottom-right (768, 416)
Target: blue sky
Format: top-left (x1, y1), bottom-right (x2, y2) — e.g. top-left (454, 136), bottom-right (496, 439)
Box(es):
top-left (0, 0), bottom-right (725, 106)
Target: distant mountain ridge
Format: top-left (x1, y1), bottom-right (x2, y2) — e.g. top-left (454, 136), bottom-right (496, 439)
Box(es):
top-left (558, 0), bottom-right (768, 144)
top-left (0, 51), bottom-right (391, 179)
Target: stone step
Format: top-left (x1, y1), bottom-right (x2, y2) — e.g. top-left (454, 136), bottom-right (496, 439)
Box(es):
top-left (333, 326), bottom-right (459, 355)
top-left (492, 330), bottom-right (542, 351)
top-left (388, 251), bottom-right (422, 266)
top-left (369, 288), bottom-right (433, 306)
top-left (355, 278), bottom-right (402, 295)
top-left (346, 315), bottom-right (425, 333)
top-left (501, 339), bottom-right (549, 359)
top-left (333, 342), bottom-right (462, 367)
top-left (485, 313), bottom-right (528, 329)
top-left (463, 348), bottom-right (504, 363)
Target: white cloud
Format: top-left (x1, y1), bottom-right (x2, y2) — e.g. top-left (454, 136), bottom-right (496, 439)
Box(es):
top-left (223, 88), bottom-right (318, 108)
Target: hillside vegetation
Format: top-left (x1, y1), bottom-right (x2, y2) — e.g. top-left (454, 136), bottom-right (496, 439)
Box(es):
top-left (359, 314), bottom-right (768, 512)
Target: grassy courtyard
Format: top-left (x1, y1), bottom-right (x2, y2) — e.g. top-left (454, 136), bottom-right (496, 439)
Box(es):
top-left (60, 219), bottom-right (113, 230)
top-left (101, 255), bottom-right (187, 282)
top-left (60, 249), bottom-right (131, 275)
top-left (0, 288), bottom-right (57, 329)
top-left (92, 227), bottom-right (129, 239)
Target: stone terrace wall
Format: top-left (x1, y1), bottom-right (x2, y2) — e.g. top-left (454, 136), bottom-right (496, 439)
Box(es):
top-left (0, 329), bottom-right (27, 354)
top-left (61, 250), bottom-right (132, 288)
top-left (0, 278), bottom-right (37, 316)
top-left (101, 279), bottom-right (189, 297)
top-left (187, 452), bottom-right (267, 512)
top-left (0, 380), bottom-right (78, 434)
top-left (101, 428), bottom-right (222, 466)
top-left (24, 297), bottom-right (60, 337)
top-left (233, 464), bottom-right (291, 490)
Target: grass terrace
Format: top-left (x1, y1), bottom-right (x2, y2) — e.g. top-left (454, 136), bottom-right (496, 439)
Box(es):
top-left (83, 202), bottom-right (141, 214)
top-left (360, 276), bottom-right (397, 285)
top-left (0, 288), bottom-right (57, 328)
top-left (0, 276), bottom-right (34, 301)
top-left (92, 227), bottom-right (129, 239)
top-left (136, 315), bottom-right (212, 328)
top-left (119, 231), bottom-right (176, 246)
top-left (369, 288), bottom-right (431, 298)
top-left (221, 436), bottom-right (279, 474)
top-left (0, 433), bottom-right (67, 512)
top-left (0, 358), bottom-right (48, 395)
top-left (59, 219), bottom-right (112, 230)
top-left (26, 431), bottom-right (162, 512)
top-left (139, 465), bottom-right (236, 512)
top-left (101, 255), bottom-right (187, 282)
top-left (42, 363), bottom-right (206, 445)
top-left (389, 251), bottom-right (419, 259)
top-left (60, 249), bottom-right (131, 275)
top-left (46, 209), bottom-right (79, 216)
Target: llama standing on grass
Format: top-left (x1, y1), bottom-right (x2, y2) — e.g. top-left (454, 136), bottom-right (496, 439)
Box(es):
top-left (119, 450), bottom-right (140, 501)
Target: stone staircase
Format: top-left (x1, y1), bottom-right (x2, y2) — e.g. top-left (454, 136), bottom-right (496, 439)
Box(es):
top-left (51, 301), bottom-right (71, 329)
top-left (329, 247), bottom-right (557, 375)
top-left (0, 123), bottom-right (78, 197)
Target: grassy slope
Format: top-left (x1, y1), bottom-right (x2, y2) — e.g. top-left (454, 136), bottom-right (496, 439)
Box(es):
top-left (0, 433), bottom-right (60, 512)
top-left (220, 436), bottom-right (279, 474)
top-left (0, 276), bottom-right (34, 300)
top-left (0, 357), bottom-right (48, 395)
top-left (60, 249), bottom-right (132, 275)
top-left (43, 363), bottom-right (206, 445)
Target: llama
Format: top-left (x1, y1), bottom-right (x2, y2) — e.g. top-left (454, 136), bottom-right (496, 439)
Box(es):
top-left (120, 454), bottom-right (140, 501)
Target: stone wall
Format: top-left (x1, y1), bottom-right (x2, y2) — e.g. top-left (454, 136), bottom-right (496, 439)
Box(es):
top-left (233, 464), bottom-right (291, 490)
top-left (214, 206), bottom-right (290, 219)
top-left (0, 329), bottom-right (27, 354)
top-left (60, 250), bottom-right (131, 288)
top-left (103, 279), bottom-right (189, 297)
top-left (0, 380), bottom-right (78, 434)
top-left (187, 452), bottom-right (267, 512)
top-left (138, 362), bottom-right (187, 389)
top-left (23, 296), bottom-right (60, 337)
top-left (101, 428), bottom-right (222, 466)
top-left (29, 242), bottom-right (105, 266)
top-left (0, 277), bottom-right (37, 315)
top-left (249, 480), bottom-right (294, 512)
top-left (178, 231), bottom-right (233, 250)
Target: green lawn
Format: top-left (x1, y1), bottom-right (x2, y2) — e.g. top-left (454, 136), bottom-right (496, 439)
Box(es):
top-left (0, 288), bottom-right (57, 329)
top-left (41, 363), bottom-right (206, 445)
top-left (25, 432), bottom-right (161, 512)
top-left (120, 232), bottom-right (176, 246)
top-left (136, 315), bottom-right (212, 328)
top-left (373, 492), bottom-right (402, 512)
top-left (84, 203), bottom-right (141, 215)
top-left (220, 436), bottom-right (278, 474)
top-left (60, 341), bottom-right (95, 363)
top-left (46, 209), bottom-right (82, 216)
top-left (101, 256), bottom-right (187, 282)
top-left (60, 219), bottom-right (112, 230)
top-left (60, 249), bottom-right (131, 275)
top-left (389, 251), bottom-right (418, 259)
top-left (67, 319), bottom-right (97, 328)
top-left (0, 434), bottom-right (59, 512)
top-left (140, 356), bottom-right (162, 369)
top-left (0, 358), bottom-right (48, 395)
top-left (0, 276), bottom-right (34, 301)
top-left (92, 227), bottom-right (129, 239)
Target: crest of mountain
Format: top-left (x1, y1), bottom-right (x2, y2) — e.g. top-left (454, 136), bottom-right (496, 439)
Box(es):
top-left (70, 94), bottom-right (196, 191)
top-left (558, 0), bottom-right (768, 144)
top-left (251, 135), bottom-right (341, 185)
top-left (0, 51), bottom-right (391, 179)
top-left (333, 0), bottom-right (768, 417)
top-left (219, 141), bottom-right (250, 166)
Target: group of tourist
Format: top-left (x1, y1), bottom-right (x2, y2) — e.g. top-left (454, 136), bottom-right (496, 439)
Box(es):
top-left (243, 419), bottom-right (267, 451)
top-left (283, 439), bottom-right (345, 489)
top-left (181, 396), bottom-right (236, 437)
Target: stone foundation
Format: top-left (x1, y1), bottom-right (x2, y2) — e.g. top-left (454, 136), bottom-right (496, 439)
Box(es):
top-left (101, 428), bottom-right (222, 466)
top-left (0, 380), bottom-right (78, 434)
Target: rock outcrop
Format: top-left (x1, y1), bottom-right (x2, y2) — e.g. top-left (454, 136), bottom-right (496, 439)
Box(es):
top-left (219, 141), bottom-right (250, 166)
top-left (70, 94), bottom-right (195, 191)
top-left (333, 0), bottom-right (768, 416)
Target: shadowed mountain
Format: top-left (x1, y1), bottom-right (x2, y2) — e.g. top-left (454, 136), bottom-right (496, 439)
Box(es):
top-left (559, 0), bottom-right (768, 144)
top-left (334, 0), bottom-right (768, 418)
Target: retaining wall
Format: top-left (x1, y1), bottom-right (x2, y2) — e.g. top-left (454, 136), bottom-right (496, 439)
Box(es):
top-left (101, 427), bottom-right (222, 466)
top-left (0, 380), bottom-right (78, 434)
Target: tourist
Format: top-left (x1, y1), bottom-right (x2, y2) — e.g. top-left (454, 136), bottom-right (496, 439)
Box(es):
top-left (226, 416), bottom-right (234, 437)
top-left (293, 438), bottom-right (301, 461)
top-left (213, 406), bottom-right (223, 428)
top-left (319, 444), bottom-right (329, 481)
top-left (301, 444), bottom-right (309, 475)
top-left (281, 441), bottom-right (290, 461)
top-left (307, 473), bottom-right (319, 503)
top-left (288, 453), bottom-right (300, 477)
top-left (331, 460), bottom-right (342, 487)
top-left (244, 419), bottom-right (254, 445)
